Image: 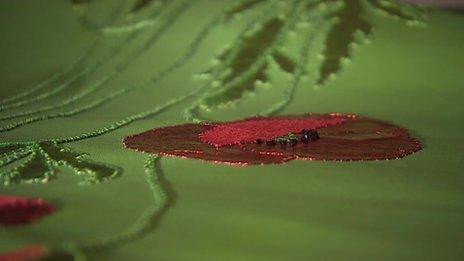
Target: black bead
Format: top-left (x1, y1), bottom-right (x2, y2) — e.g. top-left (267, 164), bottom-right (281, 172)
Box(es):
top-left (300, 136), bottom-right (309, 144)
top-left (308, 130), bottom-right (320, 141)
top-left (256, 139), bottom-right (263, 145)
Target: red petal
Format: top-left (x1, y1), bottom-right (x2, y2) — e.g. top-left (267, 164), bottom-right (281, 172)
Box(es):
top-left (124, 124), bottom-right (293, 165)
top-left (199, 114), bottom-right (349, 147)
top-left (123, 114), bottom-right (422, 165)
top-left (0, 196), bottom-right (55, 226)
top-left (0, 245), bottom-right (47, 261)
top-left (241, 116), bottom-right (422, 161)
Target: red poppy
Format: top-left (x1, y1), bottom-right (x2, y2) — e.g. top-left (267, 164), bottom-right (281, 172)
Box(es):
top-left (0, 196), bottom-right (55, 226)
top-left (123, 113), bottom-right (422, 166)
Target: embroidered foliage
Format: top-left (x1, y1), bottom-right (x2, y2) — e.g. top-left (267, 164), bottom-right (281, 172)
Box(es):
top-left (0, 142), bottom-right (120, 186)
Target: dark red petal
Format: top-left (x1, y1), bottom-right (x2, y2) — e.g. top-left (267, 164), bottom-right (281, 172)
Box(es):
top-left (199, 114), bottom-right (349, 147)
top-left (123, 124), bottom-right (293, 165)
top-left (0, 245), bottom-right (47, 261)
top-left (241, 116), bottom-right (422, 161)
top-left (0, 196), bottom-right (55, 226)
top-left (123, 114), bottom-right (422, 165)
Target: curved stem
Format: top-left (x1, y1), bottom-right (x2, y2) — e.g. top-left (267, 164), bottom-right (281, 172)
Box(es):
top-left (0, 89), bottom-right (130, 133)
top-left (0, 43), bottom-right (96, 107)
top-left (261, 8), bottom-right (327, 116)
top-left (0, 0), bottom-right (128, 110)
top-left (61, 156), bottom-right (169, 255)
top-left (0, 0), bottom-right (188, 129)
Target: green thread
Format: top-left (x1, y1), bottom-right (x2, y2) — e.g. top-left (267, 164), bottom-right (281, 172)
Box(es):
top-left (0, 142), bottom-right (120, 186)
top-left (0, 43), bottom-right (95, 107)
top-left (0, 88), bottom-right (130, 133)
top-left (183, 0), bottom-right (283, 122)
top-left (0, 1), bottom-right (188, 131)
top-left (59, 156), bottom-right (168, 254)
top-left (261, 5), bottom-right (328, 116)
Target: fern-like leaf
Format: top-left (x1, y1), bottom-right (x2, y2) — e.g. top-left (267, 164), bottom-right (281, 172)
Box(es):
top-left (224, 0), bottom-right (267, 22)
top-left (0, 142), bottom-right (120, 185)
top-left (202, 18), bottom-right (284, 108)
top-left (317, 0), bottom-right (372, 85)
top-left (0, 144), bottom-right (25, 155)
top-left (132, 0), bottom-right (155, 13)
top-left (4, 148), bottom-right (53, 184)
top-left (272, 51), bottom-right (296, 73)
top-left (369, 0), bottom-right (425, 23)
top-left (39, 142), bottom-right (120, 185)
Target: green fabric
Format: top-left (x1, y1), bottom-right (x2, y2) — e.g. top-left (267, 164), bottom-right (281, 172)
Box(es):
top-left (0, 0), bottom-right (463, 260)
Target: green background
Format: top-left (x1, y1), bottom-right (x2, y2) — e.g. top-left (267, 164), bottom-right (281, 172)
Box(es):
top-left (0, 1), bottom-right (463, 260)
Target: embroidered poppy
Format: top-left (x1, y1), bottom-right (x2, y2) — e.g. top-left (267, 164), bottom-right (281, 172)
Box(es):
top-left (0, 196), bottom-right (55, 226)
top-left (123, 113), bottom-right (422, 166)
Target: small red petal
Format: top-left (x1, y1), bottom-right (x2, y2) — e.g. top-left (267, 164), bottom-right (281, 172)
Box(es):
top-left (124, 124), bottom-right (293, 165)
top-left (242, 117), bottom-right (422, 161)
top-left (199, 115), bottom-right (348, 147)
top-left (0, 196), bottom-right (55, 226)
top-left (0, 245), bottom-right (48, 261)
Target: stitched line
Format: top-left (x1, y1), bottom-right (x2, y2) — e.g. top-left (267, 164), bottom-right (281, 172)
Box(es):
top-left (0, 1), bottom-right (189, 130)
top-left (59, 156), bottom-right (168, 253)
top-left (0, 89), bottom-right (130, 133)
top-left (0, 0), bottom-right (173, 114)
top-left (261, 3), bottom-right (328, 116)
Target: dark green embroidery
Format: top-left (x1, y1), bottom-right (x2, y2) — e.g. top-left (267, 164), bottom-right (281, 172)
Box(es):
top-left (132, 0), bottom-right (155, 13)
top-left (224, 0), bottom-right (267, 22)
top-left (0, 142), bottom-right (119, 186)
top-left (186, 0), bottom-right (425, 120)
top-left (53, 156), bottom-right (168, 258)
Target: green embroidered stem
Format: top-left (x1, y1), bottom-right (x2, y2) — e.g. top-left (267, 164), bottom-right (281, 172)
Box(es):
top-left (149, 14), bottom-right (222, 84)
top-left (0, 43), bottom-right (96, 107)
top-left (77, 0), bottom-right (129, 31)
top-left (0, 147), bottom-right (31, 169)
top-left (261, 6), bottom-right (326, 116)
top-left (0, 1), bottom-right (188, 128)
top-left (61, 156), bottom-right (168, 253)
top-left (0, 0), bottom-right (129, 111)
top-left (183, 0), bottom-right (283, 122)
top-left (0, 74), bottom-right (118, 122)
top-left (101, 0), bottom-right (169, 35)
top-left (0, 1), bottom-right (175, 114)
top-left (54, 80), bottom-right (208, 144)
top-left (0, 0), bottom-right (128, 107)
top-left (0, 88), bottom-right (130, 133)
top-left (202, 0), bottom-right (301, 103)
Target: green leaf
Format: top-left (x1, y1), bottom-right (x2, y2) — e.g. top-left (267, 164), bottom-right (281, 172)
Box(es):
top-left (3, 148), bottom-right (54, 185)
top-left (317, 0), bottom-right (372, 85)
top-left (369, 0), bottom-right (425, 23)
top-left (39, 142), bottom-right (120, 185)
top-left (0, 142), bottom-right (120, 185)
top-left (202, 18), bottom-right (284, 108)
top-left (131, 0), bottom-right (155, 13)
top-left (272, 51), bottom-right (296, 73)
top-left (224, 0), bottom-right (267, 22)
top-left (0, 144), bottom-right (25, 155)
top-left (203, 63), bottom-right (268, 107)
